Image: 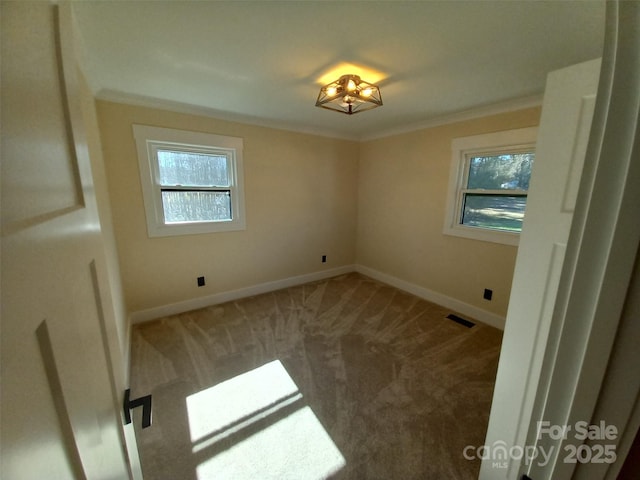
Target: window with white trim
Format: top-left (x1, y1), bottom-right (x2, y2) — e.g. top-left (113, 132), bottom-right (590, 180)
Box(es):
top-left (443, 127), bottom-right (537, 246)
top-left (133, 125), bottom-right (245, 237)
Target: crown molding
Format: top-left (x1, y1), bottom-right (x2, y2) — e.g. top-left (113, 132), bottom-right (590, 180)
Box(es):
top-left (95, 89), bottom-right (542, 144)
top-left (360, 94), bottom-right (544, 141)
top-left (94, 89), bottom-right (358, 141)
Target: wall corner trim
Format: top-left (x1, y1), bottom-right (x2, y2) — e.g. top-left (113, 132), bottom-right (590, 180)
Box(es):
top-left (355, 265), bottom-right (506, 330)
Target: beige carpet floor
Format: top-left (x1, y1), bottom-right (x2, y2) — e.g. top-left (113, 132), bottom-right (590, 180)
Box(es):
top-left (130, 273), bottom-right (503, 479)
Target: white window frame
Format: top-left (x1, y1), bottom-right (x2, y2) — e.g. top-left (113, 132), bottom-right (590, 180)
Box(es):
top-left (133, 124), bottom-right (246, 237)
top-left (443, 127), bottom-right (538, 246)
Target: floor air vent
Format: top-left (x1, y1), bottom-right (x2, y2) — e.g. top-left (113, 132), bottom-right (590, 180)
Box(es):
top-left (446, 314), bottom-right (475, 328)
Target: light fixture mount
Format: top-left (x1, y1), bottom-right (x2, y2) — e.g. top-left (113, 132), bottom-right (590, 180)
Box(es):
top-left (315, 74), bottom-right (383, 115)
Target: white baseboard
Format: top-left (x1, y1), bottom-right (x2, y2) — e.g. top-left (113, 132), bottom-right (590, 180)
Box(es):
top-left (128, 263), bottom-right (506, 330)
top-left (129, 265), bottom-right (356, 324)
top-left (355, 265), bottom-right (506, 330)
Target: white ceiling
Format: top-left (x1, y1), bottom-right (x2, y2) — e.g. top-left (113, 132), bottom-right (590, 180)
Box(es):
top-left (72, 1), bottom-right (606, 140)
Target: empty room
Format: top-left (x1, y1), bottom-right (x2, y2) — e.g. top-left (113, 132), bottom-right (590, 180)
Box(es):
top-left (2, 1), bottom-right (639, 480)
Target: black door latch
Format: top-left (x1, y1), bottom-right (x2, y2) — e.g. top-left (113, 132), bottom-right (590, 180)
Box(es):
top-left (123, 388), bottom-right (152, 429)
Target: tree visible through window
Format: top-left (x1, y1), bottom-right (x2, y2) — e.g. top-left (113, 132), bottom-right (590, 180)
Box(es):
top-left (157, 149), bottom-right (232, 224)
top-left (133, 125), bottom-right (245, 237)
top-left (444, 127), bottom-right (538, 246)
top-left (461, 152), bottom-right (534, 232)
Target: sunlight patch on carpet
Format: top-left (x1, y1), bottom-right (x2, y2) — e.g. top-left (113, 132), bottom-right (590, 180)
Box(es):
top-left (186, 360), bottom-right (346, 480)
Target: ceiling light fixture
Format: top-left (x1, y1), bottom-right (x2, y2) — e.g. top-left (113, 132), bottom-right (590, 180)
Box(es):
top-left (315, 74), bottom-right (383, 115)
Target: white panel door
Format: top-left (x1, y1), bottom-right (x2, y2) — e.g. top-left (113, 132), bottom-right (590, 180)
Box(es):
top-left (479, 58), bottom-right (601, 479)
top-left (1, 3), bottom-right (139, 479)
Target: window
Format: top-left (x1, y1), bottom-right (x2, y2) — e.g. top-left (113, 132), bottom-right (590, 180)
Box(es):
top-left (133, 125), bottom-right (245, 237)
top-left (443, 127), bottom-right (537, 246)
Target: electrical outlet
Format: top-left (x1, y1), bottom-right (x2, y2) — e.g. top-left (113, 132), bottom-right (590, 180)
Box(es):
top-left (322, 255), bottom-right (327, 263)
top-left (483, 288), bottom-right (493, 301)
top-left (197, 276), bottom-right (205, 287)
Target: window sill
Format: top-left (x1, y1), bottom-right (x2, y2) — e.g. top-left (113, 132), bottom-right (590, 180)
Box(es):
top-left (443, 224), bottom-right (520, 246)
top-left (146, 219), bottom-right (246, 238)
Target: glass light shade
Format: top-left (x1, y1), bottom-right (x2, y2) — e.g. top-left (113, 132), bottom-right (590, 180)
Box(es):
top-left (315, 74), bottom-right (383, 115)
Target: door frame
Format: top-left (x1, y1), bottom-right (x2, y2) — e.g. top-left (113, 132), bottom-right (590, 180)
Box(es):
top-left (481, 1), bottom-right (640, 478)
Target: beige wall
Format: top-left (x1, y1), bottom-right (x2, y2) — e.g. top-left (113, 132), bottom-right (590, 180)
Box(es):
top-left (97, 102), bottom-right (539, 319)
top-left (96, 101), bottom-right (359, 313)
top-left (357, 107), bottom-right (541, 318)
